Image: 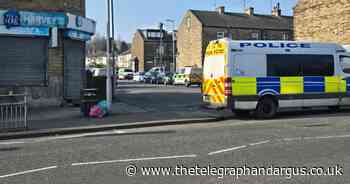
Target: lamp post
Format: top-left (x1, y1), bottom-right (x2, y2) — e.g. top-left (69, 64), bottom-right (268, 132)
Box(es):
top-left (165, 19), bottom-right (176, 73)
top-left (106, 0), bottom-right (112, 111)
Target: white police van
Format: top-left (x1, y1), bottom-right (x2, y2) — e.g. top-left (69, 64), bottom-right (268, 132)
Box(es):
top-left (202, 39), bottom-right (350, 118)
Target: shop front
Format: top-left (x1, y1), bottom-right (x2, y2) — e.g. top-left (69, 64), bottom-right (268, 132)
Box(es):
top-left (0, 9), bottom-right (96, 106)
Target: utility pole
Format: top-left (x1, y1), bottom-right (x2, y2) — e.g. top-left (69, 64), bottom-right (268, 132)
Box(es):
top-left (106, 0), bottom-right (112, 111)
top-left (165, 19), bottom-right (176, 73)
top-left (159, 23), bottom-right (164, 68)
top-left (111, 0), bottom-right (116, 90)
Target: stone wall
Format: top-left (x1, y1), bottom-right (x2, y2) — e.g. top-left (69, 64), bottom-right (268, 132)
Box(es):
top-left (176, 11), bottom-right (203, 69)
top-left (294, 0), bottom-right (350, 44)
top-left (131, 31), bottom-right (145, 72)
top-left (0, 0), bottom-right (85, 15)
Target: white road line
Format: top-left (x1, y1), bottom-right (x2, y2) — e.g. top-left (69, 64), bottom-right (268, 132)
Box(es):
top-left (249, 140), bottom-right (270, 146)
top-left (0, 141), bottom-right (25, 145)
top-left (71, 154), bottom-right (197, 166)
top-left (0, 166), bottom-right (57, 179)
top-left (282, 134), bottom-right (350, 142)
top-left (208, 145), bottom-right (247, 156)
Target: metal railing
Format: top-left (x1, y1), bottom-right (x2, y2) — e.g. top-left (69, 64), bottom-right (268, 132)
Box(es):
top-left (0, 93), bottom-right (28, 131)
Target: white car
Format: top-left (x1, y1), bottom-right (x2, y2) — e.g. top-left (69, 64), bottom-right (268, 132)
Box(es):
top-left (133, 72), bottom-right (145, 82)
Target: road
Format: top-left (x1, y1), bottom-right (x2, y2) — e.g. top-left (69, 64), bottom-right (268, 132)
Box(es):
top-left (1, 81), bottom-right (350, 184)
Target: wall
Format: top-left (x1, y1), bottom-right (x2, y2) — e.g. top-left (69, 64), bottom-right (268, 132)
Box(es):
top-left (294, 0), bottom-right (350, 44)
top-left (176, 11), bottom-right (203, 69)
top-left (0, 0), bottom-right (85, 15)
top-left (131, 31), bottom-right (145, 72)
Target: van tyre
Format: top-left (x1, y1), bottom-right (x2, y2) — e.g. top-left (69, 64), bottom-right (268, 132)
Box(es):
top-left (255, 97), bottom-right (277, 119)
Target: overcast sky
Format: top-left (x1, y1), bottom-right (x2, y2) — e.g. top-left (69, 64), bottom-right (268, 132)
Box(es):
top-left (86, 0), bottom-right (297, 42)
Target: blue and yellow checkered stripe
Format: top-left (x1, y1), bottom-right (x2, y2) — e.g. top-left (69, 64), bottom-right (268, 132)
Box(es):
top-left (232, 76), bottom-right (350, 96)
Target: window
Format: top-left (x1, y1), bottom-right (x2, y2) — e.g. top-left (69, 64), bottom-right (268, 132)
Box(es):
top-left (251, 32), bottom-right (259, 40)
top-left (340, 56), bottom-right (350, 74)
top-left (217, 32), bottom-right (225, 39)
top-left (186, 17), bottom-right (191, 30)
top-left (267, 54), bottom-right (334, 77)
top-left (282, 33), bottom-right (289, 40)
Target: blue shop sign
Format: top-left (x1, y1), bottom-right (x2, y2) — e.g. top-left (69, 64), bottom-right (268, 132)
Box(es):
top-left (0, 25), bottom-right (49, 37)
top-left (20, 11), bottom-right (66, 28)
top-left (65, 30), bottom-right (92, 41)
top-left (3, 10), bottom-right (21, 28)
top-left (0, 10), bottom-right (66, 28)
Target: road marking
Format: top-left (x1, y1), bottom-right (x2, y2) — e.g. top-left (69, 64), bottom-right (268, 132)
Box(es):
top-left (208, 145), bottom-right (247, 156)
top-left (282, 134), bottom-right (350, 142)
top-left (249, 140), bottom-right (270, 146)
top-left (71, 154), bottom-right (197, 166)
top-left (0, 141), bottom-right (25, 145)
top-left (0, 166), bottom-right (57, 179)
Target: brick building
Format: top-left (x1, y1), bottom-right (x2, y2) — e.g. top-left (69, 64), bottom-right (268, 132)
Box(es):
top-left (131, 29), bottom-right (176, 72)
top-left (0, 0), bottom-right (96, 107)
top-left (176, 5), bottom-right (293, 69)
top-left (294, 0), bottom-right (350, 44)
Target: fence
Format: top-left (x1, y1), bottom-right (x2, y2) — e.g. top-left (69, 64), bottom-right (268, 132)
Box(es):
top-left (0, 93), bottom-right (28, 131)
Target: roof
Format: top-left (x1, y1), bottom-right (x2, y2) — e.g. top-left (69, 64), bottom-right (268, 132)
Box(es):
top-left (190, 10), bottom-right (293, 31)
top-left (136, 29), bottom-right (173, 41)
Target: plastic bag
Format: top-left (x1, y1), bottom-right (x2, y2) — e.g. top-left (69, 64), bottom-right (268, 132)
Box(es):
top-left (89, 100), bottom-right (109, 118)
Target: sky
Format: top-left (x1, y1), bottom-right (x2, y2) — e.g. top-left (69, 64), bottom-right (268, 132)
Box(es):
top-left (86, 0), bottom-right (298, 42)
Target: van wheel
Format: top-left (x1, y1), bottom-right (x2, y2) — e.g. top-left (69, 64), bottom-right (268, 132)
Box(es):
top-left (255, 97), bottom-right (277, 119)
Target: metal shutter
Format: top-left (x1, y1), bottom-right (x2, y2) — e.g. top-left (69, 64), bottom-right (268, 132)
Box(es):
top-left (64, 39), bottom-right (85, 102)
top-left (0, 36), bottom-right (48, 86)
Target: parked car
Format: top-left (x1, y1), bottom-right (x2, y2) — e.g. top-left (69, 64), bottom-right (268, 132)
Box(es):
top-left (133, 72), bottom-right (145, 82)
top-left (118, 68), bottom-right (134, 80)
top-left (162, 72), bottom-right (174, 85)
top-left (174, 66), bottom-right (202, 87)
top-left (144, 67), bottom-right (166, 84)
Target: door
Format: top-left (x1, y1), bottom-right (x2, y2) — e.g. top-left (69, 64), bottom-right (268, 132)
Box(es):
top-left (339, 55), bottom-right (350, 105)
top-left (0, 36), bottom-right (48, 86)
top-left (64, 39), bottom-right (85, 103)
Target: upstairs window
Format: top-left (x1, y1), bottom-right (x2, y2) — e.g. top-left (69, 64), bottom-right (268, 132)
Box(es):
top-left (282, 33), bottom-right (289, 40)
top-left (251, 32), bottom-right (259, 40)
top-left (217, 32), bottom-right (225, 39)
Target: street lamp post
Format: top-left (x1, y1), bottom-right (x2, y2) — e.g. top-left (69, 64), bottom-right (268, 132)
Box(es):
top-left (165, 19), bottom-right (176, 73)
top-left (106, 0), bottom-right (112, 111)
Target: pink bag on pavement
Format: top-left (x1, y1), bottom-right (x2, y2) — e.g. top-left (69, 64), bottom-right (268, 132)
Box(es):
top-left (89, 105), bottom-right (104, 118)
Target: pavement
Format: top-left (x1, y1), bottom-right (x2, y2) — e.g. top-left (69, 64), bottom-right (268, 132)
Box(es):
top-left (0, 81), bottom-right (233, 139)
top-left (0, 111), bottom-right (350, 183)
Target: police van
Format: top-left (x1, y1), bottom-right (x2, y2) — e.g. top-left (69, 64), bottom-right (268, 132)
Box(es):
top-left (202, 39), bottom-right (350, 118)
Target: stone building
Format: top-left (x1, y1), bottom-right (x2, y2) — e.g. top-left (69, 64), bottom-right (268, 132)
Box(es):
top-left (131, 29), bottom-right (176, 72)
top-left (294, 0), bottom-right (350, 44)
top-left (176, 5), bottom-right (293, 69)
top-left (0, 0), bottom-right (96, 107)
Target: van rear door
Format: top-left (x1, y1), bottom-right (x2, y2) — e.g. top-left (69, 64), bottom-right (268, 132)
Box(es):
top-left (203, 49), bottom-right (226, 106)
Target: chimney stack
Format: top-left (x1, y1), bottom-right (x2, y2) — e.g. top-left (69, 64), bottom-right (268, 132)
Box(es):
top-left (245, 7), bottom-right (254, 16)
top-left (216, 6), bottom-right (225, 14)
top-left (272, 3), bottom-right (282, 16)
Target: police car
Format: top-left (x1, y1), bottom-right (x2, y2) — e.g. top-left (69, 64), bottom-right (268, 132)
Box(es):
top-left (202, 39), bottom-right (350, 118)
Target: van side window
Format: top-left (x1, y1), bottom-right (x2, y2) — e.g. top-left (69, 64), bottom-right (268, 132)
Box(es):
top-left (267, 55), bottom-right (301, 76)
top-left (267, 54), bottom-right (334, 77)
top-left (340, 56), bottom-right (350, 74)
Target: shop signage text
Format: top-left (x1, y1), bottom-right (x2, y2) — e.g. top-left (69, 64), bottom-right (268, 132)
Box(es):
top-left (3, 10), bottom-right (20, 28)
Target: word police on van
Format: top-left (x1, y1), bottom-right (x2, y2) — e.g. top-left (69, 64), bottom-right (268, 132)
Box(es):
top-left (203, 39), bottom-right (350, 118)
top-left (239, 42), bottom-right (311, 49)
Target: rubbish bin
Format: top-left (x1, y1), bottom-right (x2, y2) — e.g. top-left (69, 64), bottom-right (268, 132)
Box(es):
top-left (81, 88), bottom-right (98, 117)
